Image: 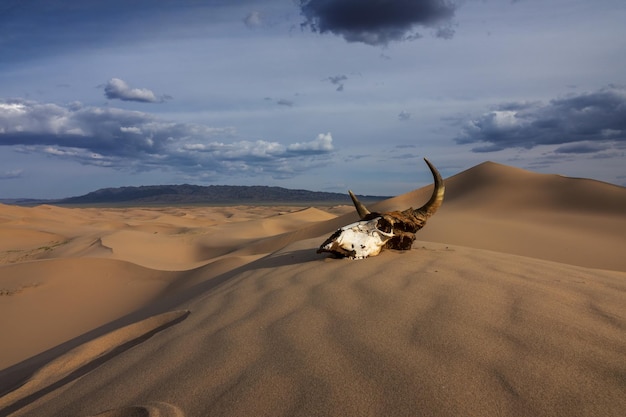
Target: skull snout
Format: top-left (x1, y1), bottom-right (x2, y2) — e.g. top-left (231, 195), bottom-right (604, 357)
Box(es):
top-left (317, 218), bottom-right (394, 259)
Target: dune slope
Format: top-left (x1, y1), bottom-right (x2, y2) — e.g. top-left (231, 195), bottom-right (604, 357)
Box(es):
top-left (371, 161), bottom-right (626, 271)
top-left (3, 241), bottom-right (625, 417)
top-left (1, 161), bottom-right (625, 417)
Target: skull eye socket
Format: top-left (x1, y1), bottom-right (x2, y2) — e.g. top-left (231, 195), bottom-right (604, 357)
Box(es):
top-left (377, 218), bottom-right (392, 234)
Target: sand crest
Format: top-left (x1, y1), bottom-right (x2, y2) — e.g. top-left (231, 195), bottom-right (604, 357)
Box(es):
top-left (0, 310), bottom-right (189, 415)
top-left (1, 162), bottom-right (625, 417)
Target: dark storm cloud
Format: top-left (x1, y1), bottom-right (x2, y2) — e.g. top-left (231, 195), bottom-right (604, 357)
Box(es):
top-left (0, 98), bottom-right (334, 179)
top-left (299, 0), bottom-right (458, 45)
top-left (456, 85), bottom-right (626, 154)
top-left (103, 78), bottom-right (169, 103)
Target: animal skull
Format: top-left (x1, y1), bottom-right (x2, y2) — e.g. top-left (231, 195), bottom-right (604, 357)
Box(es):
top-left (317, 218), bottom-right (394, 260)
top-left (317, 158), bottom-right (445, 259)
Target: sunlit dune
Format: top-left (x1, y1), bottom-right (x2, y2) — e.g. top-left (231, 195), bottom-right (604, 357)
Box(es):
top-left (1, 162), bottom-right (625, 417)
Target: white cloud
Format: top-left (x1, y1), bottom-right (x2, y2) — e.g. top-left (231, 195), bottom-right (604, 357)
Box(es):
top-left (0, 102), bottom-right (28, 114)
top-left (184, 140), bottom-right (285, 159)
top-left (43, 146), bottom-right (79, 156)
top-left (0, 98), bottom-right (335, 179)
top-left (104, 78), bottom-right (163, 103)
top-left (120, 126), bottom-right (142, 134)
top-left (490, 111), bottom-right (521, 129)
top-left (288, 133), bottom-right (334, 153)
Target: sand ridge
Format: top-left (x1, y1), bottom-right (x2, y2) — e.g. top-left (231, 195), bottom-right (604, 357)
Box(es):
top-left (0, 310), bottom-right (189, 415)
top-left (0, 205), bottom-right (337, 370)
top-left (1, 161), bottom-right (625, 417)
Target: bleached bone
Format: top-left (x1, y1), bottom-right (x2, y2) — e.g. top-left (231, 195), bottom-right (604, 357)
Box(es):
top-left (317, 158), bottom-right (445, 259)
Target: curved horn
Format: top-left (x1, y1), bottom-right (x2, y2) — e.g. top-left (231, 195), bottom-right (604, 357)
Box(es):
top-left (415, 158), bottom-right (445, 218)
top-left (348, 190), bottom-right (371, 219)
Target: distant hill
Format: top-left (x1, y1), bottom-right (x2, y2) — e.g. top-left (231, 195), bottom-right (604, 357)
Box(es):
top-left (0, 198), bottom-right (55, 206)
top-left (49, 184), bottom-right (390, 206)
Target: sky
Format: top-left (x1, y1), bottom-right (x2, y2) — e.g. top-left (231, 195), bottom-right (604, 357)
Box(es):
top-left (1, 0), bottom-right (625, 199)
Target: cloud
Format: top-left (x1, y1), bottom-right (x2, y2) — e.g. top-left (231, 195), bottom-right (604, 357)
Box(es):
top-left (182, 140), bottom-right (287, 159)
top-left (554, 142), bottom-right (607, 154)
top-left (0, 98), bottom-right (335, 179)
top-left (287, 132), bottom-right (334, 153)
top-left (435, 25), bottom-right (455, 39)
top-left (325, 75), bottom-right (348, 91)
top-left (0, 169), bottom-right (23, 180)
top-left (103, 78), bottom-right (168, 103)
top-left (244, 11), bottom-right (263, 28)
top-left (456, 85), bottom-right (626, 154)
top-left (299, 0), bottom-right (458, 45)
top-left (398, 110), bottom-right (411, 121)
top-left (264, 97), bottom-right (295, 107)
top-left (182, 133), bottom-right (333, 159)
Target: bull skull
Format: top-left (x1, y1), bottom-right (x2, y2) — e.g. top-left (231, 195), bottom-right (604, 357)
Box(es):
top-left (317, 158), bottom-right (445, 259)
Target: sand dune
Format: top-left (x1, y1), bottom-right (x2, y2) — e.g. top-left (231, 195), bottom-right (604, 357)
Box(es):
top-left (373, 161), bottom-right (626, 271)
top-left (0, 258), bottom-right (180, 369)
top-left (0, 206), bottom-right (334, 370)
top-left (1, 162), bottom-right (625, 417)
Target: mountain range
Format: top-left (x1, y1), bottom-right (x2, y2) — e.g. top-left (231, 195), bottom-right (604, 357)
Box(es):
top-left (2, 184), bottom-right (390, 206)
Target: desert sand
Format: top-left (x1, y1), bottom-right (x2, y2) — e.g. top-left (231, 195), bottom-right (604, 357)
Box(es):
top-left (1, 161), bottom-right (625, 417)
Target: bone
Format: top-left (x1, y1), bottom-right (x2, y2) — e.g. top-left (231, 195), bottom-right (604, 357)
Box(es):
top-left (318, 158), bottom-right (445, 258)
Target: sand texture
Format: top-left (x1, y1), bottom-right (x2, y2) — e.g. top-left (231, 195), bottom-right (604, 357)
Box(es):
top-left (1, 161), bottom-right (625, 417)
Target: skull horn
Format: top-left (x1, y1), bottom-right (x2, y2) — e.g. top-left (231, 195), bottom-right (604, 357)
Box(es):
top-left (348, 190), bottom-right (371, 219)
top-left (349, 158), bottom-right (445, 221)
top-left (414, 158), bottom-right (445, 219)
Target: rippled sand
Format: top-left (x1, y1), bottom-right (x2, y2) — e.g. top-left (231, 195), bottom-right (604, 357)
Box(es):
top-left (1, 161), bottom-right (625, 417)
